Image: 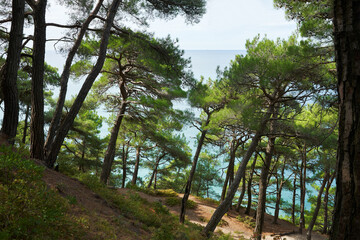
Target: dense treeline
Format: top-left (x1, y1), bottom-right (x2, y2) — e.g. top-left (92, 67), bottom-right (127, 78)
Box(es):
top-left (0, 0), bottom-right (359, 239)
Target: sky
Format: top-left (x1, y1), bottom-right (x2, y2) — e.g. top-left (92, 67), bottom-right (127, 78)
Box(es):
top-left (142, 0), bottom-right (297, 50)
top-left (45, 0), bottom-right (298, 51)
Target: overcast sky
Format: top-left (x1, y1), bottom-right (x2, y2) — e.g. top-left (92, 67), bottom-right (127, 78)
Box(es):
top-left (46, 0), bottom-right (297, 51)
top-left (144, 0), bottom-right (297, 50)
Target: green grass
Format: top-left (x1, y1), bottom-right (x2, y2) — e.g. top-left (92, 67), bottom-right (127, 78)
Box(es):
top-left (0, 145), bottom-right (86, 240)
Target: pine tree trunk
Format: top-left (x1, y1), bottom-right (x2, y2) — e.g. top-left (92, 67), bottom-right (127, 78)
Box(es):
top-left (121, 142), bottom-right (130, 188)
top-left (299, 146), bottom-right (307, 234)
top-left (254, 118), bottom-right (276, 240)
top-left (322, 174), bottom-right (334, 234)
top-left (202, 106), bottom-right (273, 237)
top-left (306, 173), bottom-right (329, 240)
top-left (331, 1), bottom-right (360, 239)
top-left (100, 103), bottom-right (127, 184)
top-left (80, 139), bottom-right (86, 172)
top-left (22, 104), bottom-right (30, 144)
top-left (1, 0), bottom-right (24, 144)
top-left (44, 0), bottom-right (104, 154)
top-left (131, 146), bottom-right (141, 185)
top-left (147, 154), bottom-right (164, 188)
top-left (45, 0), bottom-right (121, 168)
top-left (221, 138), bottom-right (240, 202)
top-left (236, 176), bottom-right (246, 211)
top-left (273, 159), bottom-right (286, 224)
top-left (30, 0), bottom-right (47, 160)
top-left (180, 115), bottom-right (210, 223)
top-left (154, 168), bottom-right (158, 190)
top-left (220, 167), bottom-right (230, 202)
top-left (245, 153), bottom-right (258, 215)
top-left (292, 172), bottom-right (297, 225)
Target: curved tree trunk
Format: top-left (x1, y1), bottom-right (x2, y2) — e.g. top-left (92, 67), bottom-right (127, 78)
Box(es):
top-left (179, 115), bottom-right (210, 223)
top-left (245, 153), bottom-right (258, 215)
top-left (30, 0), bottom-right (47, 160)
top-left (45, 0), bottom-right (121, 168)
top-left (44, 0), bottom-right (104, 154)
top-left (306, 173), bottom-right (329, 240)
top-left (1, 0), bottom-right (24, 144)
top-left (202, 107), bottom-right (273, 237)
top-left (100, 102), bottom-right (127, 184)
top-left (131, 146), bottom-right (141, 185)
top-left (331, 1), bottom-right (360, 239)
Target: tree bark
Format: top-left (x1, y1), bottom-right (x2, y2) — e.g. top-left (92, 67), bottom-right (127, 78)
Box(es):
top-left (245, 153), bottom-right (258, 215)
top-left (44, 0), bottom-right (104, 154)
top-left (306, 173), bottom-right (329, 240)
top-left (180, 114), bottom-right (210, 223)
top-left (45, 0), bottom-right (121, 168)
top-left (331, 1), bottom-right (360, 239)
top-left (121, 143), bottom-right (129, 188)
top-left (1, 0), bottom-right (24, 144)
top-left (322, 174), bottom-right (334, 234)
top-left (131, 146), bottom-right (141, 185)
top-left (236, 176), bottom-right (246, 211)
top-left (221, 138), bottom-right (240, 202)
top-left (147, 153), bottom-right (165, 188)
top-left (202, 107), bottom-right (273, 237)
top-left (154, 167), bottom-right (158, 190)
top-left (273, 159), bottom-right (286, 224)
top-left (254, 113), bottom-right (276, 240)
top-left (22, 104), bottom-right (30, 144)
top-left (30, 0), bottom-right (47, 160)
top-left (292, 172), bottom-right (297, 225)
top-left (100, 102), bottom-right (127, 184)
top-left (299, 145), bottom-right (307, 234)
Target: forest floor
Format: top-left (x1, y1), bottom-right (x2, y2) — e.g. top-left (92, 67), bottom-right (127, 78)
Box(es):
top-left (117, 189), bottom-right (328, 240)
top-left (43, 166), bottom-right (328, 240)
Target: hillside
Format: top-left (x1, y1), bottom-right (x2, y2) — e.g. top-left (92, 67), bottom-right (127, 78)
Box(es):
top-left (0, 145), bottom-right (328, 240)
top-left (43, 167), bottom-right (328, 240)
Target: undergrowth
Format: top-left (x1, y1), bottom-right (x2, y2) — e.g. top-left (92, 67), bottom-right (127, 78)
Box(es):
top-left (0, 146), bottom-right (234, 239)
top-left (236, 215), bottom-right (256, 229)
top-left (79, 173), bottom-right (232, 239)
top-left (0, 145), bottom-right (85, 240)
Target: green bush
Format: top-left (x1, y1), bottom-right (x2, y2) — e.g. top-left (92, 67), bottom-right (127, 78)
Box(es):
top-left (128, 185), bottom-right (179, 198)
top-left (236, 215), bottom-right (256, 229)
top-left (0, 146), bottom-right (81, 239)
top-left (165, 197), bottom-right (197, 209)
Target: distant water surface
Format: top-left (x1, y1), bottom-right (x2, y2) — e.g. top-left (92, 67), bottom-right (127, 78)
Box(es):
top-left (184, 50), bottom-right (246, 80)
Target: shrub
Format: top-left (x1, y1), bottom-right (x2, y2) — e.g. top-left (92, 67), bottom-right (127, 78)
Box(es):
top-left (0, 146), bottom-right (82, 239)
top-left (165, 197), bottom-right (197, 209)
top-left (236, 215), bottom-right (256, 229)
